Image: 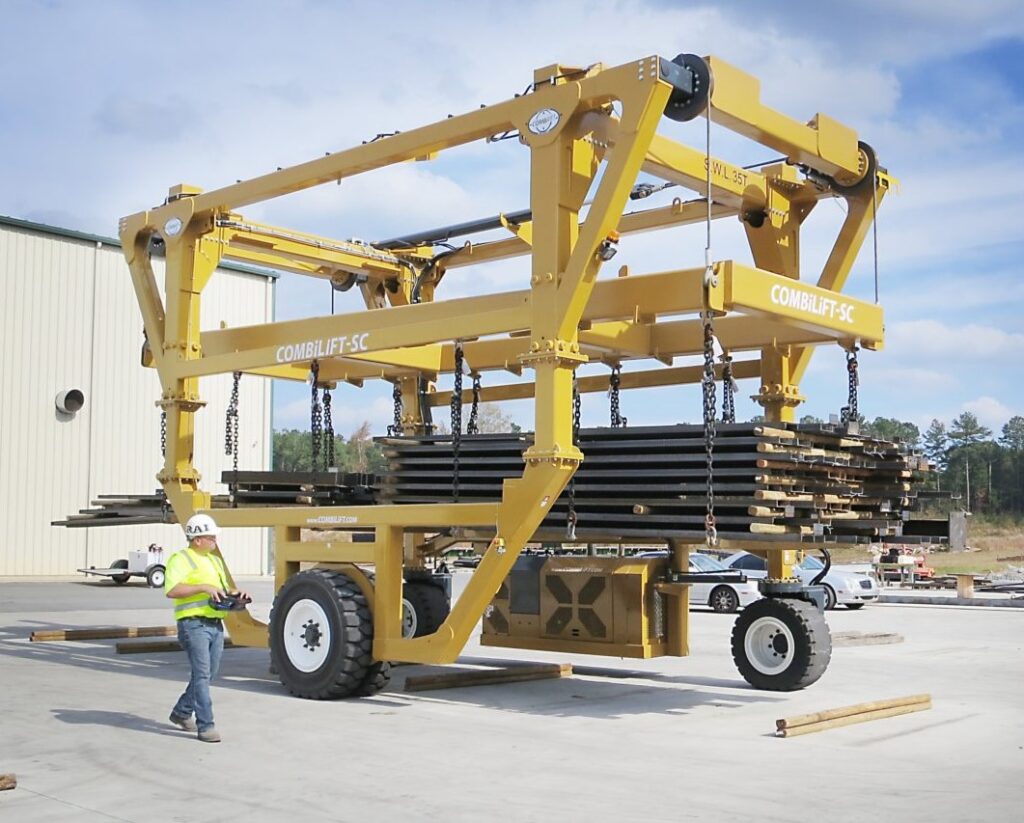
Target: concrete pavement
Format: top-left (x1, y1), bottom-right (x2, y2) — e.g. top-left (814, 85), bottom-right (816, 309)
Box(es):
top-left (1, 574), bottom-right (1022, 822)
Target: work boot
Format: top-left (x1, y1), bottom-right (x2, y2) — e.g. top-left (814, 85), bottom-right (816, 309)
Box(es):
top-left (197, 727), bottom-right (221, 743)
top-left (169, 712), bottom-right (197, 732)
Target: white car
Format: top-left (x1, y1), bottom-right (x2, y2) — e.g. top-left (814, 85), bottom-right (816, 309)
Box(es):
top-left (637, 551), bottom-right (762, 613)
top-left (722, 551), bottom-right (879, 610)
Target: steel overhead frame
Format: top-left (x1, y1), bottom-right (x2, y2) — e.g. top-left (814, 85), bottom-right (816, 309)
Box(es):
top-left (119, 53), bottom-right (890, 661)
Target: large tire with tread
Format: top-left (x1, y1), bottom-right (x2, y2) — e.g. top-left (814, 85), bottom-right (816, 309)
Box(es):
top-left (402, 581), bottom-right (451, 638)
top-left (731, 598), bottom-right (831, 691)
top-left (111, 559), bottom-right (130, 585)
top-left (270, 568), bottom-right (388, 699)
top-left (709, 585), bottom-right (740, 614)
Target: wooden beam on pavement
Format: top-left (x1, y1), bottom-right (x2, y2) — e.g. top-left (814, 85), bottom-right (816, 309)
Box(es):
top-left (776, 694), bottom-right (932, 737)
top-left (404, 663), bottom-right (572, 693)
top-left (30, 626), bottom-right (177, 642)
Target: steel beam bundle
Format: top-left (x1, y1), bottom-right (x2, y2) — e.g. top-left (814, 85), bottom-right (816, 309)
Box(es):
top-left (377, 423), bottom-right (940, 545)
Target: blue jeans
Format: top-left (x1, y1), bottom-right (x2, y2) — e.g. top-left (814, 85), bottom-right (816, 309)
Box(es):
top-left (173, 617), bottom-right (225, 732)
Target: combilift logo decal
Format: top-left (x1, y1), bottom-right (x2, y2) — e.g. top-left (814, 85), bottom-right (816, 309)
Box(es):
top-left (769, 284), bottom-right (855, 324)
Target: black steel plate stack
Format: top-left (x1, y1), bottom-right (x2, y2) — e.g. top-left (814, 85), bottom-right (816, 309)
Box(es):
top-left (377, 423), bottom-right (940, 545)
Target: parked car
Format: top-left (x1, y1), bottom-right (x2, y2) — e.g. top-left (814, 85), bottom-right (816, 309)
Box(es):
top-left (636, 551), bottom-right (762, 613)
top-left (722, 551), bottom-right (879, 610)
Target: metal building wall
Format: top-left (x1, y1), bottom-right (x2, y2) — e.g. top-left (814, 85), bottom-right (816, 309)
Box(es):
top-left (0, 220), bottom-right (274, 576)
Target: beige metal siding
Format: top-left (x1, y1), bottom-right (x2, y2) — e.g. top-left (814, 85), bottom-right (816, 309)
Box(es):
top-left (0, 222), bottom-right (274, 576)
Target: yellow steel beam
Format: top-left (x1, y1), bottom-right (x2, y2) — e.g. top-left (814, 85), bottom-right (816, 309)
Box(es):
top-left (209, 502), bottom-right (499, 530)
top-left (723, 261), bottom-right (882, 345)
top-left (441, 199), bottom-right (734, 271)
top-left (431, 358), bottom-right (762, 405)
top-left (707, 56), bottom-right (865, 184)
top-left (180, 261), bottom-right (876, 382)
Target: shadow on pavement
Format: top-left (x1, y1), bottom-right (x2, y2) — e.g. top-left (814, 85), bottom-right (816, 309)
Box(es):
top-left (51, 708), bottom-right (186, 739)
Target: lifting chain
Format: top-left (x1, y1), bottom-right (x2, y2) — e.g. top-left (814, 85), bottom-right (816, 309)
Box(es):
top-left (840, 347), bottom-right (860, 424)
top-left (160, 409), bottom-right (167, 457)
top-left (720, 353), bottom-right (736, 425)
top-left (466, 373), bottom-right (482, 435)
top-left (310, 360), bottom-right (322, 472)
top-left (566, 373), bottom-right (581, 540)
top-left (388, 381), bottom-right (403, 436)
top-left (609, 365), bottom-right (627, 427)
top-left (451, 341), bottom-right (464, 502)
top-left (702, 317), bottom-right (718, 547)
top-left (224, 371), bottom-right (241, 506)
top-left (322, 388), bottom-right (335, 469)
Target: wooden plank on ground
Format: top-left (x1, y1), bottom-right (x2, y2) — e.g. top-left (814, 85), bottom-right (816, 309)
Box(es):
top-left (777, 694), bottom-right (931, 737)
top-left (31, 626), bottom-right (177, 642)
top-left (404, 663), bottom-right (572, 693)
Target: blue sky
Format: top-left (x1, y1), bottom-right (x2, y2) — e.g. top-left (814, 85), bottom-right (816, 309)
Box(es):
top-left (2, 0), bottom-right (1022, 439)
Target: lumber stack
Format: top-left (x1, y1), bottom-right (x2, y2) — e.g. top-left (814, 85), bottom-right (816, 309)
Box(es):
top-left (377, 422), bottom-right (939, 546)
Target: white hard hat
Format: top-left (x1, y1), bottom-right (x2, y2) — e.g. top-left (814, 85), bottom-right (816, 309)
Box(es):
top-left (184, 514), bottom-right (220, 540)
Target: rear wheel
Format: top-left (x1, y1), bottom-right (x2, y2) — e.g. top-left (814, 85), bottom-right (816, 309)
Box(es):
top-left (402, 581), bottom-right (451, 638)
top-left (709, 585), bottom-right (740, 614)
top-left (270, 569), bottom-right (386, 699)
top-left (111, 559), bottom-right (130, 585)
top-left (731, 598), bottom-right (832, 691)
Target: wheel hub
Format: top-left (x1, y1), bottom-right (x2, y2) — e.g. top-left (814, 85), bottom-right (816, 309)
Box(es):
top-left (302, 620), bottom-right (322, 650)
top-left (282, 598), bottom-right (332, 673)
top-left (745, 615), bottom-right (796, 676)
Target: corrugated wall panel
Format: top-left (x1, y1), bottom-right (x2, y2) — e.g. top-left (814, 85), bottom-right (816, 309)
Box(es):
top-left (0, 229), bottom-right (93, 575)
top-left (0, 223), bottom-right (274, 576)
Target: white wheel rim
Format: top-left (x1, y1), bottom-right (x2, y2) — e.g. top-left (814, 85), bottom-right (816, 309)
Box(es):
top-left (744, 616), bottom-right (796, 675)
top-left (283, 598), bottom-right (332, 673)
top-left (151, 569), bottom-right (165, 587)
top-left (402, 597), bottom-right (417, 639)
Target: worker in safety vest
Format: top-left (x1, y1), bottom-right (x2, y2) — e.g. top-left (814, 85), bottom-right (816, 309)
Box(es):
top-left (164, 514), bottom-right (250, 743)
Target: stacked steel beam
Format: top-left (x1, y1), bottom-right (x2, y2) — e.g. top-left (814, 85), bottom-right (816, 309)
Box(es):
top-left (377, 423), bottom-right (939, 545)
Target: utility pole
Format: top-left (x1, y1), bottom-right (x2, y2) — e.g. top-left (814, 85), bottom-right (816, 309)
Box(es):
top-left (965, 454), bottom-right (971, 513)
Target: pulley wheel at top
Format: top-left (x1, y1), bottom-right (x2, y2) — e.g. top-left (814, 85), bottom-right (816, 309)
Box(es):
top-left (662, 53), bottom-right (711, 123)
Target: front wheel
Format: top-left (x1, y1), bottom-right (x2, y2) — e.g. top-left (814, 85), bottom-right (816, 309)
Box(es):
top-left (731, 598), bottom-right (832, 691)
top-left (709, 585), bottom-right (740, 614)
top-left (823, 584), bottom-right (837, 610)
top-left (270, 569), bottom-right (388, 699)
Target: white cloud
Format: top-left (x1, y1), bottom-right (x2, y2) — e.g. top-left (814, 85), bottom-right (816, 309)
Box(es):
top-left (887, 320), bottom-right (1024, 360)
top-left (961, 396), bottom-right (1014, 430)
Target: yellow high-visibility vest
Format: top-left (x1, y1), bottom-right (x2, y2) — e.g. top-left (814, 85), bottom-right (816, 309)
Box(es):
top-left (164, 547), bottom-right (229, 620)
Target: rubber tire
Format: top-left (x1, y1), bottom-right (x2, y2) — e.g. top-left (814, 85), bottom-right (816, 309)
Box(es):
top-left (846, 602), bottom-right (865, 610)
top-left (402, 581), bottom-right (451, 638)
top-left (270, 568), bottom-right (380, 699)
top-left (146, 565), bottom-right (166, 588)
top-left (823, 584), bottom-right (838, 611)
top-left (352, 570), bottom-right (391, 697)
top-left (111, 559), bottom-right (130, 585)
top-left (731, 598), bottom-right (832, 691)
top-left (709, 585), bottom-right (740, 614)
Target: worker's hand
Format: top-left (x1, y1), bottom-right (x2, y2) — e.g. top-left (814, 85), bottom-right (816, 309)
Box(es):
top-left (229, 589), bottom-right (252, 604)
top-left (206, 586), bottom-right (227, 602)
